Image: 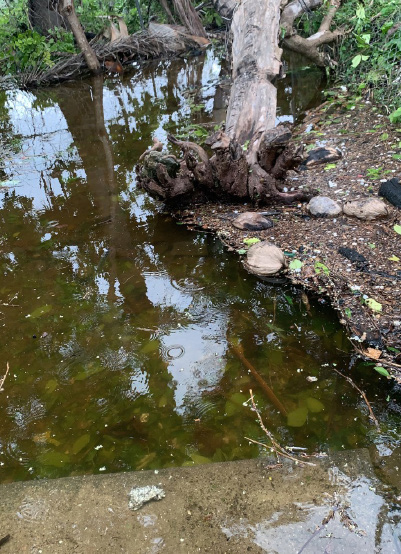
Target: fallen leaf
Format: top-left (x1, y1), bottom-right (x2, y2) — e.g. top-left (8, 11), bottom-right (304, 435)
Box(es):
top-left (364, 347), bottom-right (382, 360)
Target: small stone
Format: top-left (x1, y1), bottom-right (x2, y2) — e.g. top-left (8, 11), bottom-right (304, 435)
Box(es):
top-left (343, 198), bottom-right (388, 220)
top-left (244, 242), bottom-right (286, 276)
top-left (232, 212), bottom-right (273, 231)
top-left (307, 196), bottom-right (342, 217)
top-left (128, 486), bottom-right (165, 511)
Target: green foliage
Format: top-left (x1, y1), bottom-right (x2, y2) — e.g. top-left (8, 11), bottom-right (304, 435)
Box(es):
top-left (335, 0), bottom-right (401, 116)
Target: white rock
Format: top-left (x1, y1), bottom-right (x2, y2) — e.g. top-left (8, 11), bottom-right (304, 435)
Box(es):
top-left (308, 196), bottom-right (342, 217)
top-left (244, 242), bottom-right (286, 276)
top-left (232, 212), bottom-right (273, 231)
top-left (128, 486), bottom-right (165, 511)
top-left (343, 198), bottom-right (388, 220)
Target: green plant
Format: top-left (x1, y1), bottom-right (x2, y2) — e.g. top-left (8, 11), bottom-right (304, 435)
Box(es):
top-left (335, 0), bottom-right (401, 117)
top-left (366, 166), bottom-right (391, 179)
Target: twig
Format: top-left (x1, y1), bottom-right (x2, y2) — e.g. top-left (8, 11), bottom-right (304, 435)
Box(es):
top-left (331, 367), bottom-right (380, 430)
top-left (0, 362), bottom-right (9, 392)
top-left (229, 342), bottom-right (288, 416)
top-left (0, 534), bottom-right (11, 548)
top-left (297, 506), bottom-right (338, 554)
top-left (247, 389), bottom-right (315, 466)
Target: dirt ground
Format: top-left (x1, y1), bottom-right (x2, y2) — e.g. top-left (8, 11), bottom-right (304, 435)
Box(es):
top-left (171, 93), bottom-right (401, 381)
top-left (1, 450), bottom-right (400, 553)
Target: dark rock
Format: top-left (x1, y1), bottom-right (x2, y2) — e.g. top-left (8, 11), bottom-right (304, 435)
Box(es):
top-left (232, 212), bottom-right (273, 231)
top-left (379, 177), bottom-right (401, 208)
top-left (301, 147), bottom-right (342, 169)
top-left (338, 247), bottom-right (368, 270)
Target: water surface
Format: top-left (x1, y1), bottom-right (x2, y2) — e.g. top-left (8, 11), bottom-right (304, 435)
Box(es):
top-left (0, 50), bottom-right (399, 483)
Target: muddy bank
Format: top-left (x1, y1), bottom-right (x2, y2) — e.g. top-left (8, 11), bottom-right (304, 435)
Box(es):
top-left (169, 95), bottom-right (401, 381)
top-left (0, 450), bottom-right (400, 553)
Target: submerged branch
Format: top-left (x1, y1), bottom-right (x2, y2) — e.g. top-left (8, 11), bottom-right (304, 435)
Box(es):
top-left (229, 342), bottom-right (288, 416)
top-left (0, 362), bottom-right (10, 392)
top-left (247, 390), bottom-right (316, 466)
top-left (331, 367), bottom-right (380, 430)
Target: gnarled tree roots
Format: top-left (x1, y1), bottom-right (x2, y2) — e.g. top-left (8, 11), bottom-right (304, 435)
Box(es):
top-left (136, 126), bottom-right (313, 206)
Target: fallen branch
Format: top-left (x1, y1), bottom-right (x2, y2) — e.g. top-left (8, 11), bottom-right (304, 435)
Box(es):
top-left (0, 362), bottom-right (9, 392)
top-left (246, 389), bottom-right (315, 466)
top-left (23, 29), bottom-right (207, 87)
top-left (331, 367), bottom-right (380, 430)
top-left (229, 342), bottom-right (288, 416)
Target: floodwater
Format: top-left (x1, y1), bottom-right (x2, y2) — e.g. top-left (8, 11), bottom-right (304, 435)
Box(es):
top-left (0, 49), bottom-right (400, 485)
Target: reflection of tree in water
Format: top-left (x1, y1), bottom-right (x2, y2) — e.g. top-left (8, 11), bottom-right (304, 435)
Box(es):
top-left (0, 58), bottom-right (372, 483)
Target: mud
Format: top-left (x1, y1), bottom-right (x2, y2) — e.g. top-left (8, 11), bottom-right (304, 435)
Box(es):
top-left (0, 450), bottom-right (400, 553)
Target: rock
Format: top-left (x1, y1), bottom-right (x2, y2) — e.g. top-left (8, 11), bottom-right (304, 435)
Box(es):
top-left (379, 177), bottom-right (401, 208)
top-left (128, 486), bottom-right (165, 511)
top-left (307, 196), bottom-right (342, 217)
top-left (338, 247), bottom-right (368, 270)
top-left (343, 198), bottom-right (388, 220)
top-left (244, 242), bottom-right (286, 276)
top-left (232, 212), bottom-right (273, 231)
top-left (301, 147), bottom-right (342, 168)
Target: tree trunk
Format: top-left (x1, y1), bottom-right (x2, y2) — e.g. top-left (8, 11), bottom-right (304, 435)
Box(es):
top-left (59, 0), bottom-right (101, 74)
top-left (159, 0), bottom-right (176, 24)
top-left (172, 0), bottom-right (207, 38)
top-left (28, 0), bottom-right (68, 34)
top-left (138, 0), bottom-right (342, 206)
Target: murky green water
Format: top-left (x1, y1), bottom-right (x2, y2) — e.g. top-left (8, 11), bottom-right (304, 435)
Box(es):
top-left (0, 50), bottom-right (399, 484)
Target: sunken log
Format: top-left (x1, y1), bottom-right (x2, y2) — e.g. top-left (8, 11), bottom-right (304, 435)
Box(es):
top-left (138, 0), bottom-right (311, 205)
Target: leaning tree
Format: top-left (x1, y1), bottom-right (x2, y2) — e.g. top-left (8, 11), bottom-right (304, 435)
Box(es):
top-left (138, 0), bottom-right (343, 206)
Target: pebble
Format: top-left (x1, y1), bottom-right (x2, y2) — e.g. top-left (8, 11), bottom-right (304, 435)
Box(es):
top-left (307, 196), bottom-right (342, 217)
top-left (232, 212), bottom-right (273, 231)
top-left (343, 198), bottom-right (388, 220)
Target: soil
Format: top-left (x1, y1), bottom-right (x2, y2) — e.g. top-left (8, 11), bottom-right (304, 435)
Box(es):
top-left (170, 92), bottom-right (401, 381)
top-left (0, 450), bottom-right (399, 553)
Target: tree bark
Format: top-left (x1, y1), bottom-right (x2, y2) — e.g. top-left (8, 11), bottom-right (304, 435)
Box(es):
top-left (28, 0), bottom-right (68, 34)
top-left (138, 0), bottom-right (342, 206)
top-left (172, 0), bottom-right (207, 38)
top-left (58, 0), bottom-right (101, 74)
top-left (159, 0), bottom-right (176, 24)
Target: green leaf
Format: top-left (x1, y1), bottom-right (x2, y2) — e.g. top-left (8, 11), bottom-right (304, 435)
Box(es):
top-left (394, 224), bottom-right (401, 235)
top-left (351, 55), bottom-right (362, 68)
top-left (380, 133), bottom-right (389, 140)
top-left (30, 304), bottom-right (52, 318)
top-left (287, 406), bottom-right (308, 427)
top-left (392, 154), bottom-right (401, 160)
top-left (314, 262), bottom-right (330, 276)
top-left (243, 237), bottom-right (260, 246)
top-left (38, 451), bottom-right (70, 468)
top-left (365, 298), bottom-right (382, 312)
top-left (324, 163), bottom-right (337, 170)
top-left (284, 294), bottom-right (293, 306)
top-left (190, 452), bottom-right (212, 464)
top-left (374, 366), bottom-right (390, 377)
top-left (390, 108), bottom-right (401, 124)
top-left (289, 259), bottom-right (303, 270)
top-left (237, 249), bottom-right (247, 255)
top-left (387, 346), bottom-right (400, 354)
top-left (306, 397), bottom-right (325, 413)
top-left (345, 308), bottom-right (352, 318)
top-left (389, 255), bottom-right (400, 261)
top-left (72, 434), bottom-right (90, 455)
top-left (225, 392), bottom-right (247, 416)
top-left (45, 379), bottom-right (58, 393)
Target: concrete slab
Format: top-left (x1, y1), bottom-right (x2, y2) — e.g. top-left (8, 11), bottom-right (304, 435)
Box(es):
top-left (0, 450), bottom-right (400, 553)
